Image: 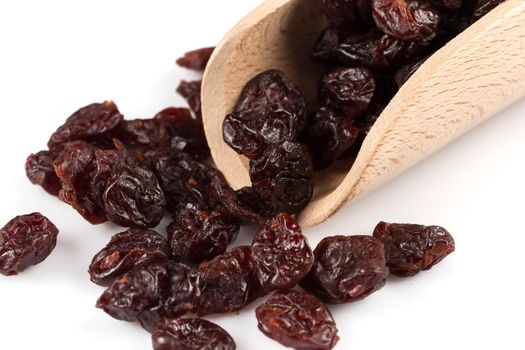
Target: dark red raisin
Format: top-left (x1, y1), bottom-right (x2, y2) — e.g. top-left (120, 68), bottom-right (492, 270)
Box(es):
top-left (249, 141), bottom-right (314, 215)
top-left (113, 118), bottom-right (172, 151)
top-left (25, 150), bottom-right (62, 196)
top-left (177, 80), bottom-right (203, 121)
top-left (235, 187), bottom-right (272, 220)
top-left (472, 0), bottom-right (505, 22)
top-left (256, 289), bottom-right (339, 350)
top-left (176, 47), bottom-right (215, 71)
top-left (152, 318), bottom-right (236, 350)
top-left (373, 221), bottom-right (455, 277)
top-left (252, 213), bottom-right (314, 293)
top-left (312, 27), bottom-right (341, 62)
top-left (167, 207), bottom-right (239, 264)
top-left (102, 164), bottom-right (166, 228)
top-left (0, 213), bottom-right (58, 276)
top-left (88, 229), bottom-right (171, 286)
top-left (48, 101), bottom-right (123, 151)
top-left (222, 70), bottom-right (307, 159)
top-left (301, 235), bottom-right (389, 304)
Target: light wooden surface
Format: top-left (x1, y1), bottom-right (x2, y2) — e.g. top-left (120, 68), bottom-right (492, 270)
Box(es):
top-left (202, 0), bottom-right (525, 227)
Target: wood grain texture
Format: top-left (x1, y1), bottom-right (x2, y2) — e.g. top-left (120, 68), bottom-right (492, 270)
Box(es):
top-left (202, 0), bottom-right (525, 227)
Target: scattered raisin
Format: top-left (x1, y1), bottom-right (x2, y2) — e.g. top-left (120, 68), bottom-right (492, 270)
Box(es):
top-left (373, 221), bottom-right (455, 277)
top-left (176, 47), bottom-right (215, 72)
top-left (25, 150), bottom-right (62, 196)
top-left (177, 80), bottom-right (203, 121)
top-left (256, 289), bottom-right (339, 350)
top-left (88, 229), bottom-right (171, 286)
top-left (152, 318), bottom-right (236, 350)
top-left (301, 235), bottom-right (389, 304)
top-left (249, 141), bottom-right (314, 215)
top-left (0, 213), bottom-right (58, 276)
top-left (252, 213), bottom-right (314, 292)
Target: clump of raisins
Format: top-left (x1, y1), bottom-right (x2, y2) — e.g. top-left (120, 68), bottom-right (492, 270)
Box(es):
top-left (0, 213), bottom-right (59, 276)
top-left (301, 235), bottom-right (389, 303)
top-left (373, 221), bottom-right (455, 277)
top-left (256, 289), bottom-right (340, 350)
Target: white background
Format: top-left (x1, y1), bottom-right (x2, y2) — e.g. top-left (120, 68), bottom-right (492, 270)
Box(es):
top-left (1, 1), bottom-right (524, 349)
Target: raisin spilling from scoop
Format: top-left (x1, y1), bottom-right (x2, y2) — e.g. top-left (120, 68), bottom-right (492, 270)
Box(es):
top-left (256, 289), bottom-right (340, 350)
top-left (152, 318), bottom-right (236, 350)
top-left (177, 80), bottom-right (204, 121)
top-left (0, 213), bottom-right (58, 276)
top-left (373, 221), bottom-right (455, 277)
top-left (88, 229), bottom-right (171, 286)
top-left (301, 235), bottom-right (389, 303)
top-left (176, 47), bottom-right (215, 72)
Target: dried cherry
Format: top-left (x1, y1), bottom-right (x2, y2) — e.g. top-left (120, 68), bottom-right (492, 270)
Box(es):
top-left (373, 221), bottom-right (455, 277)
top-left (301, 235), bottom-right (389, 304)
top-left (176, 47), bottom-right (215, 71)
top-left (256, 289), bottom-right (339, 350)
top-left (0, 213), bottom-right (58, 276)
top-left (25, 150), bottom-right (61, 196)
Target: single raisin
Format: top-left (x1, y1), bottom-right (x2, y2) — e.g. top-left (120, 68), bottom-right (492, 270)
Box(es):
top-left (0, 213), bottom-right (58, 276)
top-left (176, 47), bottom-right (215, 71)
top-left (235, 187), bottom-right (272, 220)
top-left (102, 164), bottom-right (166, 228)
top-left (177, 80), bottom-right (203, 121)
top-left (222, 70), bottom-right (307, 159)
top-left (373, 221), bottom-right (455, 277)
top-left (167, 207), bottom-right (239, 264)
top-left (48, 101), bottom-right (123, 151)
top-left (256, 289), bottom-right (339, 350)
top-left (472, 0), bottom-right (506, 22)
top-left (301, 235), bottom-right (389, 304)
top-left (304, 107), bottom-right (360, 169)
top-left (88, 229), bottom-right (171, 286)
top-left (249, 141), bottom-right (314, 215)
top-left (152, 318), bottom-right (236, 350)
top-left (252, 213), bottom-right (314, 293)
top-left (25, 150), bottom-right (62, 196)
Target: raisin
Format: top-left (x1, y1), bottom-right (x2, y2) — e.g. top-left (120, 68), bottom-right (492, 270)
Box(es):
top-left (472, 0), bottom-right (506, 22)
top-left (48, 101), bottom-right (123, 151)
top-left (222, 70), bottom-right (307, 160)
top-left (235, 187), bottom-right (272, 220)
top-left (193, 246), bottom-right (262, 316)
top-left (176, 47), bottom-right (215, 72)
top-left (252, 213), bottom-right (314, 292)
top-left (373, 221), bottom-right (455, 277)
top-left (177, 80), bottom-right (203, 121)
top-left (395, 56), bottom-right (428, 86)
top-left (256, 289), bottom-right (339, 350)
top-left (312, 28), bottom-right (341, 62)
top-left (320, 67), bottom-right (376, 119)
top-left (0, 213), bottom-right (58, 276)
top-left (167, 207), bottom-right (239, 264)
top-left (25, 150), bottom-right (62, 196)
top-left (102, 164), bottom-right (166, 228)
top-left (321, 0), bottom-right (373, 31)
top-left (249, 141), bottom-right (314, 215)
top-left (96, 261), bottom-right (197, 331)
top-left (152, 318), bottom-right (236, 350)
top-left (301, 235), bottom-right (389, 304)
top-left (88, 229), bottom-right (171, 286)
top-left (113, 118), bottom-right (172, 151)
top-left (54, 141), bottom-right (107, 224)
top-left (304, 107), bottom-right (360, 169)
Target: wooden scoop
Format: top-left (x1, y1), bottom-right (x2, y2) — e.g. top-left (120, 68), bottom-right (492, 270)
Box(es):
top-left (202, 0), bottom-right (525, 227)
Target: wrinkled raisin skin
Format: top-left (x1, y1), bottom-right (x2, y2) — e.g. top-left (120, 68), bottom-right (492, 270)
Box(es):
top-left (0, 213), bottom-right (58, 276)
top-left (256, 289), bottom-right (339, 350)
top-left (373, 221), bottom-right (455, 277)
top-left (249, 141), bottom-right (314, 215)
top-left (152, 318), bottom-right (236, 350)
top-left (176, 47), bottom-right (215, 72)
top-left (252, 213), bottom-right (314, 293)
top-left (89, 229), bottom-right (171, 286)
top-left (25, 150), bottom-right (62, 196)
top-left (301, 235), bottom-right (389, 304)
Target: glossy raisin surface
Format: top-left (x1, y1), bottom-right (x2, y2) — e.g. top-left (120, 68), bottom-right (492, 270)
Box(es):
top-left (256, 289), bottom-right (339, 350)
top-left (252, 213), bottom-right (314, 292)
top-left (373, 221), bottom-right (455, 277)
top-left (48, 101), bottom-right (123, 151)
top-left (177, 80), bottom-right (203, 121)
top-left (102, 164), bottom-right (166, 228)
top-left (176, 47), bottom-right (215, 72)
top-left (301, 235), bottom-right (389, 304)
top-left (0, 213), bottom-right (58, 276)
top-left (167, 207), bottom-right (239, 264)
top-left (152, 318), bottom-right (236, 350)
top-left (25, 150), bottom-right (61, 196)
top-left (222, 70), bottom-right (307, 159)
top-left (89, 229), bottom-right (171, 286)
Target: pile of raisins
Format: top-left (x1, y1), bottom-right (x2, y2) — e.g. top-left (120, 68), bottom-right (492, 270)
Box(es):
top-left (223, 0), bottom-right (508, 219)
